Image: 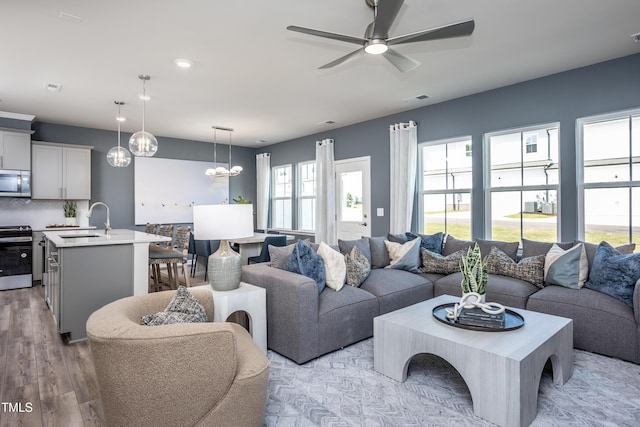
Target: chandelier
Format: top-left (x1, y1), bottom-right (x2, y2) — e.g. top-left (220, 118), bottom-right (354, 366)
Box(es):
top-left (205, 126), bottom-right (243, 177)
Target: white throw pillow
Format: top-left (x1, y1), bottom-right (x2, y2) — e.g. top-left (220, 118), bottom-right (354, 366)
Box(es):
top-left (384, 237), bottom-right (422, 273)
top-left (317, 242), bottom-right (346, 291)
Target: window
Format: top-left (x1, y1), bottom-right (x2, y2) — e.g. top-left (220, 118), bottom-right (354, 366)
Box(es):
top-left (578, 110), bottom-right (640, 246)
top-left (271, 164), bottom-right (292, 229)
top-left (485, 124), bottom-right (559, 242)
top-left (419, 137), bottom-right (473, 239)
top-left (297, 161), bottom-right (316, 231)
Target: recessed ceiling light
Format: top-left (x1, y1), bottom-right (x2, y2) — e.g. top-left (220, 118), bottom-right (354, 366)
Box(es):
top-left (319, 120), bottom-right (336, 125)
top-left (175, 59), bottom-right (192, 68)
top-left (59, 12), bottom-right (82, 23)
top-left (44, 83), bottom-right (62, 92)
top-left (138, 94), bottom-right (150, 101)
top-left (403, 94), bottom-right (429, 103)
top-left (256, 139), bottom-right (268, 144)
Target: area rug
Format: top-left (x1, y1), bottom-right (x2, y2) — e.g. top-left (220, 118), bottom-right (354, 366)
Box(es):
top-left (265, 338), bottom-right (640, 426)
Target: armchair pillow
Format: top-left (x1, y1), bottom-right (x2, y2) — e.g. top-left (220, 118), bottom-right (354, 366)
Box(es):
top-left (584, 241), bottom-right (640, 307)
top-left (142, 286), bottom-right (208, 326)
top-left (544, 243), bottom-right (589, 289)
top-left (384, 237), bottom-right (422, 273)
top-left (317, 242), bottom-right (346, 291)
top-left (285, 240), bottom-right (326, 294)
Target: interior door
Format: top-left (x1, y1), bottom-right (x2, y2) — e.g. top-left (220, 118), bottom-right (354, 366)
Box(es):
top-left (336, 157), bottom-right (371, 240)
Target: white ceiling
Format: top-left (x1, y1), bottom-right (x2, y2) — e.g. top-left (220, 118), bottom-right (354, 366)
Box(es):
top-left (1, 0), bottom-right (639, 147)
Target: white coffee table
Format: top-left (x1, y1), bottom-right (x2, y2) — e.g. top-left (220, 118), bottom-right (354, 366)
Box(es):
top-left (373, 295), bottom-right (573, 427)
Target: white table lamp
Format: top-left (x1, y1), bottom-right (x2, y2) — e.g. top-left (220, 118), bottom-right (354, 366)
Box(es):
top-left (193, 204), bottom-right (254, 291)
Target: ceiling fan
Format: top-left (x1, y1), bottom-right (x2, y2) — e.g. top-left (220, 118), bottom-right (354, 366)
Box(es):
top-left (287, 0), bottom-right (475, 72)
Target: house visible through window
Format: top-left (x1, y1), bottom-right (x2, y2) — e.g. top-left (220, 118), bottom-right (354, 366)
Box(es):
top-left (297, 161), bottom-right (316, 231)
top-left (419, 137), bottom-right (473, 239)
top-left (485, 124), bottom-right (559, 242)
top-left (271, 164), bottom-right (292, 229)
top-left (578, 109), bottom-right (640, 246)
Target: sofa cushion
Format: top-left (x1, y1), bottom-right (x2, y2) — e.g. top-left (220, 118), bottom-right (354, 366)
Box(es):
top-left (521, 238), bottom-right (573, 259)
top-left (360, 269), bottom-right (433, 314)
top-left (421, 248), bottom-right (465, 275)
top-left (344, 246), bottom-right (371, 287)
top-left (384, 238), bottom-right (422, 273)
top-left (141, 286), bottom-right (208, 326)
top-left (584, 241), bottom-right (640, 307)
top-left (386, 233), bottom-right (408, 243)
top-left (476, 238), bottom-right (519, 261)
top-left (442, 235), bottom-right (474, 256)
top-left (574, 240), bottom-right (636, 270)
top-left (338, 237), bottom-right (372, 265)
top-left (544, 243), bottom-right (588, 289)
top-left (368, 236), bottom-right (391, 268)
top-left (285, 240), bottom-right (326, 294)
top-left (434, 272), bottom-right (538, 308)
top-left (406, 232), bottom-right (444, 255)
top-left (269, 243), bottom-right (295, 269)
top-left (485, 247), bottom-right (545, 289)
top-left (317, 242), bottom-right (346, 291)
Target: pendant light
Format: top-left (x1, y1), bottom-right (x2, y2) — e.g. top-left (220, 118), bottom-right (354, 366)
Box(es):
top-left (129, 74), bottom-right (158, 157)
top-left (205, 126), bottom-right (243, 177)
top-left (107, 101), bottom-right (132, 167)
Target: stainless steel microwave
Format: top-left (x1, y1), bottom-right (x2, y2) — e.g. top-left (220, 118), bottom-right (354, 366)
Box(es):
top-left (0, 170), bottom-right (31, 197)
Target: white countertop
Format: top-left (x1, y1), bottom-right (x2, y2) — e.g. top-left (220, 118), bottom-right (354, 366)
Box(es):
top-left (43, 228), bottom-right (172, 248)
top-left (33, 226), bottom-right (97, 232)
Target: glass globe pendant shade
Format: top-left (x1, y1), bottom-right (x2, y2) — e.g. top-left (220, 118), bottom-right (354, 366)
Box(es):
top-left (129, 130), bottom-right (158, 157)
top-left (107, 146), bottom-right (132, 167)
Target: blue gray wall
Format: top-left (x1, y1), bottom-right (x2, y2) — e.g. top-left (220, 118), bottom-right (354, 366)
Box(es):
top-left (264, 53), bottom-right (640, 240)
top-left (31, 122), bottom-right (256, 230)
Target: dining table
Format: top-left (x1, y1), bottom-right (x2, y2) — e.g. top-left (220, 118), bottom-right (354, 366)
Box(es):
top-left (229, 232), bottom-right (296, 265)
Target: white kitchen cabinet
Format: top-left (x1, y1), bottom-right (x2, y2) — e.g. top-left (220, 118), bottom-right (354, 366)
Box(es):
top-left (32, 142), bottom-right (92, 200)
top-left (0, 130), bottom-right (31, 170)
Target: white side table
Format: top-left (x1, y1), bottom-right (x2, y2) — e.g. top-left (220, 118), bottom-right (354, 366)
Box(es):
top-left (193, 282), bottom-right (267, 354)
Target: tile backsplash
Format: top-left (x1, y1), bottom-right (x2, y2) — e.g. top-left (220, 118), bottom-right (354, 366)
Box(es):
top-left (0, 198), bottom-right (90, 229)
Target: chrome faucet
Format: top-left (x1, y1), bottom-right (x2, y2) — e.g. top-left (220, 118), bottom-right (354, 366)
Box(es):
top-left (87, 202), bottom-right (111, 235)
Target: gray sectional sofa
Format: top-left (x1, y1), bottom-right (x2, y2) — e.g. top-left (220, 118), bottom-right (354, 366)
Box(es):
top-left (241, 235), bottom-right (640, 365)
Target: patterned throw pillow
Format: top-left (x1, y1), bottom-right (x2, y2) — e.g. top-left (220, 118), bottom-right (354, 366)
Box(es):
top-left (345, 246), bottom-right (371, 287)
top-left (384, 238), bottom-right (422, 273)
top-left (284, 240), bottom-right (326, 294)
top-left (317, 242), bottom-right (346, 291)
top-left (544, 243), bottom-right (589, 289)
top-left (485, 247), bottom-right (545, 289)
top-left (142, 286), bottom-right (208, 326)
top-left (421, 248), bottom-right (466, 275)
top-left (584, 241), bottom-right (640, 307)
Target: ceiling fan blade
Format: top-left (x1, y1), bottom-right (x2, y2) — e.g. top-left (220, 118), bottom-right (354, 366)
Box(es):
top-left (319, 48), bottom-right (363, 69)
top-left (387, 19), bottom-right (475, 45)
top-left (371, 0), bottom-right (404, 39)
top-left (383, 48), bottom-right (419, 72)
top-left (287, 25), bottom-right (367, 45)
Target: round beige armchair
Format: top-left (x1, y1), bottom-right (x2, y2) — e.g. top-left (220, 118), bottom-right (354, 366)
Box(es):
top-left (86, 288), bottom-right (269, 427)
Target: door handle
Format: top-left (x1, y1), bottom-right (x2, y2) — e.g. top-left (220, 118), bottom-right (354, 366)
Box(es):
top-left (359, 222), bottom-right (367, 227)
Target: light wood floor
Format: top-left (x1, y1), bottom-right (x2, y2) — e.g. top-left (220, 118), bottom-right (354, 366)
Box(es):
top-left (0, 266), bottom-right (208, 427)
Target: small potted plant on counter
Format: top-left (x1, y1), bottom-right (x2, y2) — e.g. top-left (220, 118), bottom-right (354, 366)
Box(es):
top-left (64, 200), bottom-right (78, 226)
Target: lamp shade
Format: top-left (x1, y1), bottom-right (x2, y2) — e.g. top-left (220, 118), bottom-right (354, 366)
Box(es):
top-left (193, 204), bottom-right (254, 240)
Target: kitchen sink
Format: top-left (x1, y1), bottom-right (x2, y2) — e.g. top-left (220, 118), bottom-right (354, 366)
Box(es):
top-left (59, 233), bottom-right (103, 238)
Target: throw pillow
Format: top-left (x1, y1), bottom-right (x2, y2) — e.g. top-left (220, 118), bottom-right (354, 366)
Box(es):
top-left (317, 242), bottom-right (346, 291)
top-left (269, 242), bottom-right (296, 269)
top-left (521, 238), bottom-right (573, 259)
top-left (338, 237), bottom-right (372, 265)
top-left (476, 238), bottom-right (519, 261)
top-left (142, 286), bottom-right (208, 326)
top-left (421, 248), bottom-right (466, 275)
top-left (485, 247), bottom-right (545, 289)
top-left (574, 240), bottom-right (636, 270)
top-left (369, 236), bottom-right (391, 268)
top-left (406, 232), bottom-right (444, 255)
top-left (344, 246), bottom-right (371, 287)
top-left (442, 235), bottom-right (474, 256)
top-left (386, 233), bottom-right (408, 244)
top-left (284, 240), bottom-right (326, 294)
top-left (384, 237), bottom-right (422, 273)
top-left (544, 243), bottom-right (589, 289)
top-left (584, 241), bottom-right (640, 307)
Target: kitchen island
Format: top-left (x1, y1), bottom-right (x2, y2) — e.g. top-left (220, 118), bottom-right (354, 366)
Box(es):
top-left (43, 228), bottom-right (171, 342)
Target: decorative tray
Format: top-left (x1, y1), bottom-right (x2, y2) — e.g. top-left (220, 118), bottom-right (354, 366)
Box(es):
top-left (432, 303), bottom-right (525, 332)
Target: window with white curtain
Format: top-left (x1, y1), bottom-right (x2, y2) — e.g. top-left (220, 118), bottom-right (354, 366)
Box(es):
top-left (419, 137), bottom-right (473, 239)
top-left (578, 109), bottom-right (640, 246)
top-left (271, 164), bottom-right (292, 229)
top-left (485, 123), bottom-right (559, 242)
top-left (297, 161), bottom-right (316, 231)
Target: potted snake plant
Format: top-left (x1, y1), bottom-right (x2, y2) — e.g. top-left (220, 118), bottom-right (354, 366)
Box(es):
top-left (63, 200), bottom-right (77, 226)
top-left (459, 242), bottom-right (488, 303)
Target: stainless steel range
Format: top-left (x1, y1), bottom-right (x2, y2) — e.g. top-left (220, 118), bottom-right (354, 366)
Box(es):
top-left (0, 225), bottom-right (33, 290)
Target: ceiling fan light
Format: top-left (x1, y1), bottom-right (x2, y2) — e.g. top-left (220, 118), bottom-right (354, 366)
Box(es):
top-left (364, 40), bottom-right (388, 55)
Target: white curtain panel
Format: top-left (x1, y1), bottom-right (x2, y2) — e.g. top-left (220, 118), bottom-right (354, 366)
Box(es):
top-left (256, 153), bottom-right (271, 231)
top-left (389, 121), bottom-right (418, 233)
top-left (315, 139), bottom-right (337, 245)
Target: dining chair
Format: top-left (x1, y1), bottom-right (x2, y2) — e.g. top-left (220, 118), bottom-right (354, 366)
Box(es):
top-left (247, 235), bottom-right (287, 264)
top-left (189, 232), bottom-right (214, 280)
top-left (144, 223), bottom-right (159, 234)
top-left (149, 225), bottom-right (191, 291)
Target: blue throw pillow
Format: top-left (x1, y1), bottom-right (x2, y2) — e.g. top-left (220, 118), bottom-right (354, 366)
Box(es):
top-left (406, 232), bottom-right (444, 254)
top-left (284, 240), bottom-right (326, 294)
top-left (584, 241), bottom-right (640, 307)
